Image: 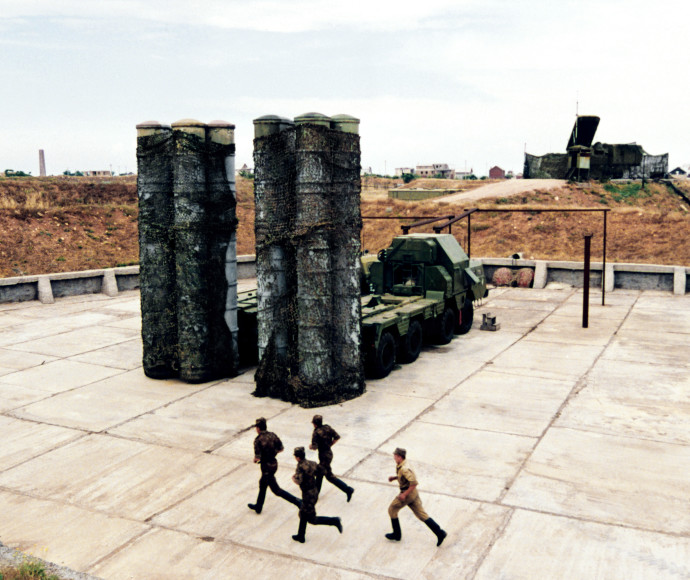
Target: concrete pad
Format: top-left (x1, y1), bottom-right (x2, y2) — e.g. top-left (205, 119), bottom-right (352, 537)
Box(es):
top-left (0, 434), bottom-right (242, 521)
top-left (557, 360), bottom-right (690, 444)
top-left (0, 347), bottom-right (57, 370)
top-left (0, 490), bottom-right (149, 572)
top-left (0, 416), bottom-right (84, 471)
top-left (6, 325), bottom-right (138, 357)
top-left (0, 358), bottom-right (123, 393)
top-left (526, 313), bottom-right (622, 346)
top-left (71, 337), bottom-right (144, 370)
top-left (620, 308), bottom-right (690, 335)
top-left (490, 339), bottom-right (605, 381)
top-left (10, 369), bottom-right (207, 431)
top-left (109, 379), bottom-right (286, 452)
top-left (90, 527), bottom-right (369, 580)
top-left (422, 370), bottom-right (575, 437)
top-left (351, 424), bottom-right (535, 503)
top-left (475, 509), bottom-right (690, 580)
top-left (0, 383), bottom-right (51, 412)
top-left (602, 329), bottom-right (690, 368)
top-left (472, 305), bottom-right (551, 330)
top-left (503, 427), bottom-right (690, 534)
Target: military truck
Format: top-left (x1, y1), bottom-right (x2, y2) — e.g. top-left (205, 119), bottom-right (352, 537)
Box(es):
top-left (360, 233), bottom-right (487, 378)
top-left (237, 233), bottom-right (487, 379)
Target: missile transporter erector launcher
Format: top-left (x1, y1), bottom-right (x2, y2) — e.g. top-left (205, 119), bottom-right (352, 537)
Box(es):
top-left (237, 232), bottom-right (487, 380)
top-left (360, 233), bottom-right (487, 378)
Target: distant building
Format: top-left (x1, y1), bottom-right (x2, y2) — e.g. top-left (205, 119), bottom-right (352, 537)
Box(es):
top-left (236, 163), bottom-right (253, 176)
top-left (83, 170), bottom-right (113, 177)
top-left (455, 169), bottom-right (475, 180)
top-left (489, 166), bottom-right (506, 179)
top-left (670, 167), bottom-right (687, 176)
top-left (395, 167), bottom-right (415, 176)
top-left (415, 163), bottom-right (454, 179)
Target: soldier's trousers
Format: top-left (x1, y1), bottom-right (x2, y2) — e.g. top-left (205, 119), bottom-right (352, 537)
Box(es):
top-left (255, 463), bottom-right (300, 509)
top-left (388, 488), bottom-right (429, 521)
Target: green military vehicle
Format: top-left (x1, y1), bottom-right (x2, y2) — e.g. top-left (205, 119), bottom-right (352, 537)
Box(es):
top-left (237, 233), bottom-right (487, 379)
top-left (360, 233), bottom-right (487, 378)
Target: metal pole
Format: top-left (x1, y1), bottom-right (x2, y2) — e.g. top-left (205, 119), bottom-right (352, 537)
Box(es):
top-left (602, 211), bottom-right (607, 306)
top-left (467, 213), bottom-right (471, 257)
top-left (583, 234), bottom-right (592, 328)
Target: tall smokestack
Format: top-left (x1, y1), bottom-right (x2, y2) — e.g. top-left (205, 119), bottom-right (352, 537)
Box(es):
top-left (39, 150), bottom-right (46, 177)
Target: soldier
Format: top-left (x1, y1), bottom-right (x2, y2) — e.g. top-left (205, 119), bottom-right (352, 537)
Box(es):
top-left (309, 414), bottom-right (354, 501)
top-left (385, 447), bottom-right (447, 546)
top-left (248, 417), bottom-right (301, 514)
top-left (291, 446), bottom-right (343, 543)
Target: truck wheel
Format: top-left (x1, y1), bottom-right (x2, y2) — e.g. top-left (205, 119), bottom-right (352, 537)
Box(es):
top-left (434, 308), bottom-right (455, 345)
top-left (399, 319), bottom-right (423, 364)
top-left (455, 300), bottom-right (474, 335)
top-left (371, 331), bottom-right (396, 378)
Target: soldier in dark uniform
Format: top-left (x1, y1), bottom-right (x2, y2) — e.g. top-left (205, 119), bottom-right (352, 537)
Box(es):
top-left (248, 417), bottom-right (301, 514)
top-left (291, 446), bottom-right (343, 543)
top-left (385, 447), bottom-right (447, 546)
top-left (309, 414), bottom-right (354, 501)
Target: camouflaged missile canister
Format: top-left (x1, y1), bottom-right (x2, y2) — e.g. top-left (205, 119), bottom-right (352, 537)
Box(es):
top-left (330, 115), bottom-right (365, 397)
top-left (252, 116), bottom-right (297, 400)
top-left (252, 113), bottom-right (364, 407)
top-left (136, 122), bottom-right (179, 379)
top-left (207, 122), bottom-right (240, 377)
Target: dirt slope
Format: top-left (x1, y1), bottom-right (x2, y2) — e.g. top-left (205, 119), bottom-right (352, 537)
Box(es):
top-left (1, 175), bottom-right (689, 278)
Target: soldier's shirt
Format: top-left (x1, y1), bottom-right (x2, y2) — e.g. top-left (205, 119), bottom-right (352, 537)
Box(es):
top-left (311, 425), bottom-right (340, 454)
top-left (395, 459), bottom-right (419, 491)
top-left (294, 458), bottom-right (320, 491)
top-left (254, 431), bottom-right (283, 464)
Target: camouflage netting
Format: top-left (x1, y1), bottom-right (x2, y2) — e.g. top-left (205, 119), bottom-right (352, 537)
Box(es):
top-left (253, 114), bottom-right (365, 407)
top-left (137, 120), bottom-right (239, 383)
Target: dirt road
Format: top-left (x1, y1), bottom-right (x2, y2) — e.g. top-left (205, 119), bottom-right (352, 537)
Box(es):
top-left (430, 178), bottom-right (566, 203)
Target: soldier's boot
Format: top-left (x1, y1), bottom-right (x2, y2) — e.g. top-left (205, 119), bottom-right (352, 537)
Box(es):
top-left (332, 477), bottom-right (355, 502)
top-left (385, 518), bottom-right (401, 541)
top-left (424, 518), bottom-right (447, 546)
top-left (292, 517), bottom-right (308, 543)
top-left (248, 487), bottom-right (266, 514)
top-left (278, 489), bottom-right (302, 509)
top-left (313, 516), bottom-right (343, 534)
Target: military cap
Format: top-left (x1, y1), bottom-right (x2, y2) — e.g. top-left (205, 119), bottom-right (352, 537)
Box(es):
top-left (393, 447), bottom-right (406, 459)
top-left (294, 446), bottom-right (306, 459)
top-left (255, 417), bottom-right (267, 430)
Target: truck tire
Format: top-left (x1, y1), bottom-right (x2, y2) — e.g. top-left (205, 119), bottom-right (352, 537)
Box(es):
top-left (370, 331), bottom-right (396, 378)
top-left (434, 307), bottom-right (455, 345)
top-left (399, 319), bottom-right (423, 364)
top-left (455, 300), bottom-right (474, 335)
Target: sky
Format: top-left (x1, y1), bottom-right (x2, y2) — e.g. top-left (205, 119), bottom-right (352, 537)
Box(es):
top-left (1, 0), bottom-right (687, 177)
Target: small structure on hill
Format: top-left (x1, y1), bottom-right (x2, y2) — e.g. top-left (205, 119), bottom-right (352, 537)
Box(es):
top-left (524, 115), bottom-right (668, 181)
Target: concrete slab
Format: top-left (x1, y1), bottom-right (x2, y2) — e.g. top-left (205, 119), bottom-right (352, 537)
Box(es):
top-left (0, 359), bottom-right (124, 393)
top-left (9, 369), bottom-right (207, 431)
top-left (475, 509), bottom-right (690, 580)
top-left (0, 491), bottom-right (149, 573)
top-left (6, 325), bottom-right (138, 357)
top-left (557, 360), bottom-right (690, 444)
top-left (422, 369), bottom-right (575, 437)
top-left (0, 287), bottom-right (688, 579)
top-left (0, 434), bottom-right (243, 521)
top-left (503, 427), bottom-right (690, 534)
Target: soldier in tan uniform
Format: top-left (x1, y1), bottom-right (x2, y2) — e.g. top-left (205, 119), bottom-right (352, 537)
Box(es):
top-left (248, 417), bottom-right (301, 514)
top-left (291, 446), bottom-right (343, 543)
top-left (385, 447), bottom-right (447, 546)
top-left (309, 414), bottom-right (354, 501)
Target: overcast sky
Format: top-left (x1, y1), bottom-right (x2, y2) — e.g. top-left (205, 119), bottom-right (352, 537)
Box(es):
top-left (1, 0), bottom-right (687, 176)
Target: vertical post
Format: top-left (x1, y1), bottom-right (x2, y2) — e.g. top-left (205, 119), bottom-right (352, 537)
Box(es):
top-left (39, 149), bottom-right (46, 177)
top-left (602, 210), bottom-right (607, 306)
top-left (467, 212), bottom-right (472, 257)
top-left (583, 233), bottom-right (592, 328)
top-left (136, 121), bottom-right (178, 379)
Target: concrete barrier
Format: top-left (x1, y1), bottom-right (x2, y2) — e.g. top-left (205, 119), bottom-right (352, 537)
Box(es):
top-left (0, 255), bottom-right (687, 304)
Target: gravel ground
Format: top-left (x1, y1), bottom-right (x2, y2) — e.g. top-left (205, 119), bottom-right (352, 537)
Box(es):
top-left (0, 541), bottom-right (101, 580)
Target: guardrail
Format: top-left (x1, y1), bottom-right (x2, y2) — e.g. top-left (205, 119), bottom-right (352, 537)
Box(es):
top-left (0, 255), bottom-right (687, 304)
